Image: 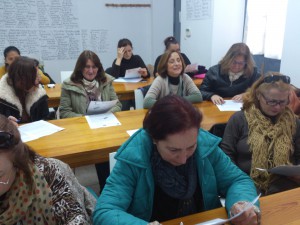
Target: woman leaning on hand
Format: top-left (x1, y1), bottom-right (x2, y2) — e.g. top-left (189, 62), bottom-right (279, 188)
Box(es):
top-left (200, 43), bottom-right (261, 105)
top-left (0, 115), bottom-right (96, 224)
top-left (93, 95), bottom-right (260, 225)
top-left (221, 72), bottom-right (300, 195)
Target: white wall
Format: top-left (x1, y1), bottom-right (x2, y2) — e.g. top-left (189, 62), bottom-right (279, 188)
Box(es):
top-left (280, 0), bottom-right (300, 87)
top-left (180, 0), bottom-right (245, 68)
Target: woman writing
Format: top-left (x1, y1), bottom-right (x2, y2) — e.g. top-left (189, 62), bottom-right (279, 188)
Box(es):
top-left (0, 115), bottom-right (96, 224)
top-left (94, 95), bottom-right (260, 225)
top-left (143, 50), bottom-right (202, 109)
top-left (221, 72), bottom-right (300, 195)
top-left (59, 50), bottom-right (121, 118)
top-left (200, 43), bottom-right (261, 104)
top-left (0, 56), bottom-right (49, 124)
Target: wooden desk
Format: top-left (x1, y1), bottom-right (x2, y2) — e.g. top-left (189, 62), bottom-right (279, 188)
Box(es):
top-left (162, 187), bottom-right (300, 225)
top-left (44, 78), bottom-right (203, 108)
top-left (27, 101), bottom-right (231, 168)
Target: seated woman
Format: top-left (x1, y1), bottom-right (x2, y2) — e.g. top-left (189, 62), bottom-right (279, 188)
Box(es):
top-left (143, 50), bottom-right (202, 109)
top-left (0, 46), bottom-right (50, 85)
top-left (93, 95), bottom-right (260, 225)
top-left (200, 43), bottom-right (261, 104)
top-left (153, 36), bottom-right (191, 77)
top-left (221, 72), bottom-right (300, 195)
top-left (59, 50), bottom-right (122, 118)
top-left (0, 56), bottom-right (49, 124)
top-left (0, 115), bottom-right (96, 224)
top-left (110, 38), bottom-right (149, 79)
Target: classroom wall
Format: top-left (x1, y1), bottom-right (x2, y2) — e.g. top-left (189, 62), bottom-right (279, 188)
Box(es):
top-left (180, 0), bottom-right (245, 68)
top-left (0, 0), bottom-right (173, 83)
top-left (280, 0), bottom-right (300, 87)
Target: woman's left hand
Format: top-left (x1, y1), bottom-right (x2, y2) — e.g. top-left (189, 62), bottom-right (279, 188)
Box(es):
top-left (230, 201), bottom-right (260, 225)
top-left (232, 94), bottom-right (244, 102)
top-left (138, 68), bottom-right (148, 78)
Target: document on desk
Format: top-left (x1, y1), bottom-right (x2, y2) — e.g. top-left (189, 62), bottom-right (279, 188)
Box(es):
top-left (256, 165), bottom-right (300, 176)
top-left (216, 100), bottom-right (242, 111)
top-left (113, 77), bottom-right (143, 83)
top-left (195, 194), bottom-right (261, 225)
top-left (185, 63), bottom-right (198, 73)
top-left (85, 112), bottom-right (121, 129)
top-left (18, 120), bottom-right (64, 142)
top-left (86, 100), bottom-right (117, 115)
top-left (113, 67), bottom-right (143, 83)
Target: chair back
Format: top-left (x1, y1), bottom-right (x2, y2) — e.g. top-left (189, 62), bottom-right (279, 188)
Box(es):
top-left (60, 71), bottom-right (73, 83)
top-left (109, 151), bottom-right (117, 173)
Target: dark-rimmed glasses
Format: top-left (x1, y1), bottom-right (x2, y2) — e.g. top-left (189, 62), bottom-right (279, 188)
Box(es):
top-left (264, 75), bottom-right (290, 84)
top-left (0, 169), bottom-right (13, 185)
top-left (261, 93), bottom-right (290, 106)
top-left (0, 131), bottom-right (14, 148)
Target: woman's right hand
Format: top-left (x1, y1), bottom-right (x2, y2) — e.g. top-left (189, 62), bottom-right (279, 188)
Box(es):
top-left (211, 95), bottom-right (225, 105)
top-left (148, 221), bottom-right (161, 225)
top-left (117, 47), bottom-right (125, 60)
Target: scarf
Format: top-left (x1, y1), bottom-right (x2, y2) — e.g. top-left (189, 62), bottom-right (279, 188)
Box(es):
top-left (244, 104), bottom-right (296, 192)
top-left (229, 71), bottom-right (244, 82)
top-left (82, 78), bottom-right (100, 101)
top-left (151, 148), bottom-right (197, 217)
top-left (0, 162), bottom-right (55, 224)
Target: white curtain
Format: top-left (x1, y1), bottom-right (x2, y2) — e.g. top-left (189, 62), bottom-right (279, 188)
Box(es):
top-left (244, 0), bottom-right (288, 59)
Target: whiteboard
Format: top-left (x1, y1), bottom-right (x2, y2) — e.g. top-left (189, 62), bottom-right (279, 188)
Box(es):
top-left (0, 0), bottom-right (173, 83)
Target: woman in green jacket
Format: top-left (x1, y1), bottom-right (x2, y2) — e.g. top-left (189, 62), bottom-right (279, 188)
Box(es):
top-left (59, 50), bottom-right (121, 118)
top-left (93, 95), bottom-right (260, 225)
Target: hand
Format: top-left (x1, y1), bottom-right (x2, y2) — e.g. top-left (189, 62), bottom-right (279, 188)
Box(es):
top-left (230, 202), bottom-right (260, 225)
top-left (147, 221), bottom-right (161, 225)
top-left (8, 116), bottom-right (19, 127)
top-left (211, 95), bottom-right (225, 105)
top-left (232, 93), bottom-right (244, 102)
top-left (117, 47), bottom-right (125, 60)
top-left (138, 68), bottom-right (148, 78)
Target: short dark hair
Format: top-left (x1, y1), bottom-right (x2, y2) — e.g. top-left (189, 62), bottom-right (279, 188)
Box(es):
top-left (164, 36), bottom-right (178, 51)
top-left (117, 38), bottom-right (133, 48)
top-left (143, 95), bottom-right (202, 140)
top-left (3, 46), bottom-right (20, 58)
top-left (71, 50), bottom-right (106, 84)
top-left (157, 50), bottom-right (186, 78)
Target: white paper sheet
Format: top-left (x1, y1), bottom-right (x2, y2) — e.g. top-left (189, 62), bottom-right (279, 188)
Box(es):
top-left (86, 100), bottom-right (117, 115)
top-left (126, 129), bottom-right (139, 136)
top-left (185, 63), bottom-right (198, 73)
top-left (195, 194), bottom-right (261, 225)
top-left (18, 120), bottom-right (64, 142)
top-left (256, 165), bottom-right (300, 176)
top-left (85, 112), bottom-right (121, 129)
top-left (216, 100), bottom-right (242, 111)
top-left (113, 77), bottom-right (143, 83)
top-left (125, 67), bottom-right (141, 79)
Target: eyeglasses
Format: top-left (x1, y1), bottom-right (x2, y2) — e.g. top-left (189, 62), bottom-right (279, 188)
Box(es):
top-left (0, 131), bottom-right (14, 148)
top-left (232, 60), bottom-right (246, 66)
top-left (0, 169), bottom-right (13, 185)
top-left (261, 93), bottom-right (290, 106)
top-left (264, 75), bottom-right (290, 84)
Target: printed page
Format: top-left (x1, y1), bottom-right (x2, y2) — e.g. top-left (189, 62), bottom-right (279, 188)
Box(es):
top-left (85, 112), bottom-right (121, 129)
top-left (113, 77), bottom-right (143, 83)
top-left (216, 100), bottom-right (242, 111)
top-left (124, 67), bottom-right (141, 79)
top-left (18, 120), bottom-right (64, 142)
top-left (86, 100), bottom-right (117, 115)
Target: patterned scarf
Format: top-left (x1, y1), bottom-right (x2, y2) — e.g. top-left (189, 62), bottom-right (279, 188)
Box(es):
top-left (244, 104), bottom-right (296, 192)
top-left (82, 78), bottom-right (100, 101)
top-left (229, 71), bottom-right (244, 82)
top-left (0, 162), bottom-right (55, 225)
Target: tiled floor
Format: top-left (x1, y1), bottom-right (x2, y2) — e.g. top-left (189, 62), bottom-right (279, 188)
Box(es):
top-left (74, 164), bottom-right (101, 196)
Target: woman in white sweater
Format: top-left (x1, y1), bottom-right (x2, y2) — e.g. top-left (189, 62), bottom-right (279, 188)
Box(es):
top-left (143, 50), bottom-right (202, 109)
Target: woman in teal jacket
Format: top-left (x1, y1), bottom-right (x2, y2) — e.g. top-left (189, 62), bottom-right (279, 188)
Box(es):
top-left (93, 95), bottom-right (260, 225)
top-left (59, 50), bottom-right (121, 118)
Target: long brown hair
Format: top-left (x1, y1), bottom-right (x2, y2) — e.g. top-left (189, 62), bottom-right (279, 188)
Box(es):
top-left (0, 115), bottom-right (36, 188)
top-left (71, 50), bottom-right (106, 84)
top-left (219, 43), bottom-right (255, 77)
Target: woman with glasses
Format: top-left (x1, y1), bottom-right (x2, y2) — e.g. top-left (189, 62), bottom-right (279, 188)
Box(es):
top-left (59, 50), bottom-right (122, 118)
top-left (0, 56), bottom-right (49, 124)
top-left (221, 72), bottom-right (300, 195)
top-left (200, 43), bottom-right (261, 104)
top-left (0, 115), bottom-right (96, 224)
top-left (143, 50), bottom-right (202, 109)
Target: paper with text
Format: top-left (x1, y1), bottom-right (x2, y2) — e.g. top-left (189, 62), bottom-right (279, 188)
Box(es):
top-left (18, 120), bottom-right (64, 142)
top-left (113, 77), bottom-right (143, 83)
top-left (195, 194), bottom-right (261, 225)
top-left (216, 100), bottom-right (242, 111)
top-left (86, 100), bottom-right (117, 115)
top-left (85, 112), bottom-right (121, 129)
top-left (125, 67), bottom-right (141, 79)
